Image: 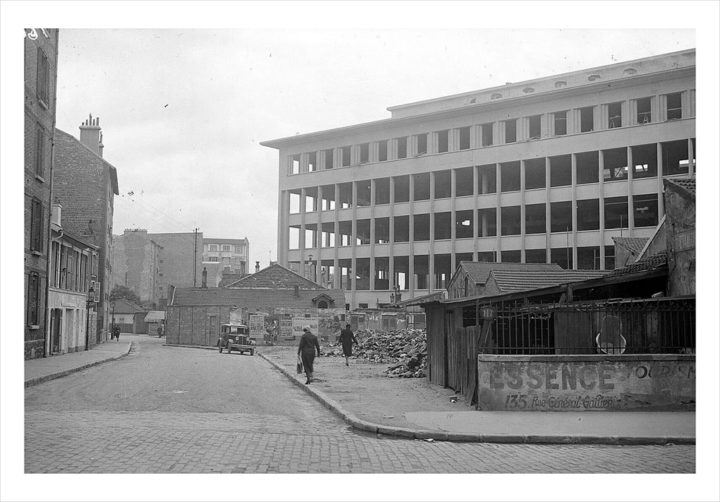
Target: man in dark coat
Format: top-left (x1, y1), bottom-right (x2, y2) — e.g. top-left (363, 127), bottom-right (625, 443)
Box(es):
top-left (339, 323), bottom-right (358, 366)
top-left (298, 326), bottom-right (321, 384)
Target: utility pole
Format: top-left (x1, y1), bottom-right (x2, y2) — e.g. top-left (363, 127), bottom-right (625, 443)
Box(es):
top-left (193, 228), bottom-right (198, 287)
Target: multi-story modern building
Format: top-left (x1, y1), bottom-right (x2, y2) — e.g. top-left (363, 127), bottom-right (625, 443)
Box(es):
top-left (202, 238), bottom-right (249, 273)
top-left (263, 49), bottom-right (696, 309)
top-left (24, 28), bottom-right (59, 359)
top-left (54, 116), bottom-right (119, 343)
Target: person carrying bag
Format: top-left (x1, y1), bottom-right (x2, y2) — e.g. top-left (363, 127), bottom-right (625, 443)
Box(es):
top-left (296, 354), bottom-right (303, 374)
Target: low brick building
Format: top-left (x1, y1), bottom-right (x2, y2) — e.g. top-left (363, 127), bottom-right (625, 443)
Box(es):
top-left (166, 264), bottom-right (346, 346)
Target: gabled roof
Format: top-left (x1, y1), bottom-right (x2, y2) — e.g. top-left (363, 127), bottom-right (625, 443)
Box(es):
top-left (607, 251), bottom-right (668, 277)
top-left (612, 237), bottom-right (648, 256)
top-left (488, 269), bottom-right (609, 295)
top-left (664, 177), bottom-right (696, 198)
top-left (112, 298), bottom-right (145, 314)
top-left (226, 263), bottom-right (326, 290)
top-left (170, 286), bottom-right (346, 310)
top-left (454, 261), bottom-right (564, 286)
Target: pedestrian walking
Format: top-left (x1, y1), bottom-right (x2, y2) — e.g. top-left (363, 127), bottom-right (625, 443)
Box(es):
top-left (298, 326), bottom-right (321, 384)
top-left (339, 323), bottom-right (358, 366)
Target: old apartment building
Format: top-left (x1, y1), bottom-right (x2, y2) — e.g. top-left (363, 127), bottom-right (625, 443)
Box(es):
top-left (262, 49), bottom-right (696, 309)
top-left (202, 237), bottom-right (250, 281)
top-left (24, 29), bottom-right (59, 359)
top-left (54, 116), bottom-right (119, 343)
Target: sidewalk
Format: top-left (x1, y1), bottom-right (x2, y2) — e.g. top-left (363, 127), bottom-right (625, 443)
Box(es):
top-left (258, 345), bottom-right (695, 445)
top-left (24, 339), bottom-right (695, 445)
top-left (24, 336), bottom-right (135, 387)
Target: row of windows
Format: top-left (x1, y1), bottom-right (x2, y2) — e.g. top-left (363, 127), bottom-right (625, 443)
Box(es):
top-left (288, 194), bottom-right (658, 249)
top-left (290, 246), bottom-right (615, 291)
top-left (50, 241), bottom-right (95, 292)
top-left (287, 92), bottom-right (691, 175)
top-left (206, 244), bottom-right (245, 253)
top-left (287, 139), bottom-right (694, 214)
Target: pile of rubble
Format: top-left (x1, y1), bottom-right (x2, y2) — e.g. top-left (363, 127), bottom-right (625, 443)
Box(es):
top-left (323, 328), bottom-right (427, 378)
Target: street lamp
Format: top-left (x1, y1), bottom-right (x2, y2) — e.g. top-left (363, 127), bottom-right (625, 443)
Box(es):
top-left (85, 283), bottom-right (95, 351)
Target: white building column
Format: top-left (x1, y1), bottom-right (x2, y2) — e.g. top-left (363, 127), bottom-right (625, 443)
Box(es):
top-left (598, 150), bottom-right (606, 270)
top-left (299, 188), bottom-right (307, 269)
top-left (571, 154), bottom-right (578, 269)
top-left (657, 142), bottom-right (664, 219)
top-left (333, 183), bottom-right (340, 289)
top-left (408, 174), bottom-right (415, 296)
top-left (545, 157), bottom-right (551, 263)
top-left (495, 163), bottom-right (502, 262)
top-left (627, 146), bottom-right (634, 234)
top-left (369, 179), bottom-right (376, 291)
top-left (450, 169), bottom-right (457, 273)
top-left (428, 172), bottom-right (436, 290)
top-left (315, 185), bottom-right (323, 284)
top-left (351, 181), bottom-right (358, 306)
top-left (388, 177), bottom-right (395, 288)
top-left (520, 160), bottom-right (526, 262)
top-left (472, 165), bottom-right (479, 261)
top-left (688, 137), bottom-right (695, 176)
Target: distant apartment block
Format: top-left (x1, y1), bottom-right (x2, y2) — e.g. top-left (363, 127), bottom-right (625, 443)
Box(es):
top-left (263, 49), bottom-right (696, 309)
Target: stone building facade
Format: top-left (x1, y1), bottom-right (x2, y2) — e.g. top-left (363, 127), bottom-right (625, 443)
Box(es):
top-left (24, 28), bottom-right (59, 359)
top-left (263, 49), bottom-right (696, 309)
top-left (53, 117), bottom-right (119, 344)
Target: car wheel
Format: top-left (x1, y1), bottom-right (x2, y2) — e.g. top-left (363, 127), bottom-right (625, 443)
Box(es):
top-left (250, 349), bottom-right (255, 356)
top-left (226, 342), bottom-right (232, 354)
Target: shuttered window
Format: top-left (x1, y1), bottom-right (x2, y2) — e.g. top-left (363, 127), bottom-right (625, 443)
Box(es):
top-left (36, 47), bottom-right (49, 105)
top-left (30, 198), bottom-right (43, 252)
top-left (27, 272), bottom-right (40, 325)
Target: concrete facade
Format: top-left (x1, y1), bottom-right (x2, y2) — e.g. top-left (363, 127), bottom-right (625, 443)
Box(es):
top-left (47, 204), bottom-right (99, 355)
top-left (111, 229), bottom-right (162, 305)
top-left (24, 29), bottom-right (59, 359)
top-left (53, 119), bottom-right (119, 345)
top-left (263, 50), bottom-right (696, 309)
top-left (202, 237), bottom-right (249, 279)
top-left (150, 231), bottom-right (204, 296)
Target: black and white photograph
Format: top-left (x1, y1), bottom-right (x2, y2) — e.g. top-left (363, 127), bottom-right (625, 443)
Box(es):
top-left (2, 1), bottom-right (719, 501)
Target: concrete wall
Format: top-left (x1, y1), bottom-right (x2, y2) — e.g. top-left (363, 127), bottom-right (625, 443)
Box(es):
top-left (477, 354), bottom-right (695, 411)
top-left (664, 187), bottom-right (695, 296)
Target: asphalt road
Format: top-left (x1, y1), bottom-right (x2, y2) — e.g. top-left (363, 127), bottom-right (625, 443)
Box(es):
top-left (25, 336), bottom-right (695, 474)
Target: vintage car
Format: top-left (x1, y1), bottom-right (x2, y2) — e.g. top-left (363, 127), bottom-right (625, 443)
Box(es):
top-left (217, 324), bottom-right (256, 355)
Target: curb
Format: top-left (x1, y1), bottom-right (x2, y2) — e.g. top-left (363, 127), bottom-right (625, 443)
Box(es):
top-left (25, 342), bottom-right (133, 388)
top-left (257, 351), bottom-right (695, 446)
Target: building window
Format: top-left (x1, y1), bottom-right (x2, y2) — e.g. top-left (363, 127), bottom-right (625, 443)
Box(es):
top-left (416, 133), bottom-right (427, 155)
top-left (632, 143), bottom-right (657, 178)
top-left (500, 161), bottom-right (521, 192)
top-left (341, 146), bottom-right (351, 167)
top-left (36, 47), bottom-right (49, 105)
top-left (504, 119), bottom-right (517, 143)
top-left (501, 206), bottom-right (521, 236)
top-left (608, 102), bottom-right (622, 128)
top-left (524, 158), bottom-right (545, 190)
top-left (458, 127), bottom-right (470, 150)
top-left (550, 155), bottom-right (572, 187)
top-left (359, 143), bottom-right (369, 164)
top-left (234, 245), bottom-right (243, 253)
top-left (437, 130), bottom-right (449, 153)
top-left (580, 106), bottom-right (594, 132)
top-left (221, 245), bottom-right (231, 252)
top-left (308, 152), bottom-right (317, 172)
top-left (634, 194), bottom-right (659, 228)
top-left (434, 170), bottom-right (451, 199)
top-left (30, 198), bottom-right (44, 252)
top-left (528, 115), bottom-right (541, 139)
top-left (666, 92), bottom-right (682, 120)
top-left (396, 137), bottom-right (407, 159)
top-left (550, 201), bottom-right (572, 233)
top-left (636, 97), bottom-right (652, 124)
top-left (553, 111), bottom-right (567, 136)
top-left (603, 147), bottom-right (628, 181)
top-left (290, 154), bottom-right (300, 174)
top-left (35, 126), bottom-right (45, 178)
top-left (481, 123), bottom-right (493, 146)
top-left (662, 140), bottom-right (690, 175)
top-left (378, 140), bottom-right (388, 162)
top-left (324, 149), bottom-right (334, 169)
top-left (576, 151), bottom-right (599, 185)
top-left (209, 244), bottom-right (218, 251)
top-left (577, 199), bottom-right (600, 231)
top-left (525, 203), bottom-right (546, 234)
top-left (604, 196), bottom-right (628, 229)
top-left (27, 272), bottom-right (40, 326)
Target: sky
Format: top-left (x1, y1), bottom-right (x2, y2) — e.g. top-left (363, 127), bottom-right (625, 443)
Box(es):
top-left (2, 2), bottom-right (719, 501)
top-left (55, 27), bottom-right (696, 269)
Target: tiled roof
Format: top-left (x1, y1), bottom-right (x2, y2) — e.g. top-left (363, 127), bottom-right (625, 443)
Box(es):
top-left (664, 177), bottom-right (696, 197)
top-left (607, 251), bottom-right (668, 277)
top-left (458, 261), bottom-right (564, 285)
top-left (488, 270), bottom-right (609, 294)
top-left (612, 237), bottom-right (648, 255)
top-left (143, 311), bottom-right (165, 322)
top-left (171, 287), bottom-right (346, 310)
top-left (227, 263), bottom-right (324, 290)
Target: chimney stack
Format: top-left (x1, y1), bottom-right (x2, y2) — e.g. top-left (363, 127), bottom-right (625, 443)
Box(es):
top-left (255, 261), bottom-right (260, 273)
top-left (79, 114), bottom-right (103, 157)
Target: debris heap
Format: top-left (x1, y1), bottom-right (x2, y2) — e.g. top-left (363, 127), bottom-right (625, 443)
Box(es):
top-left (323, 329), bottom-right (427, 378)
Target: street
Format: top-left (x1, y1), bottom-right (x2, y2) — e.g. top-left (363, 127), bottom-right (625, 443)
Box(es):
top-left (25, 336), bottom-right (695, 473)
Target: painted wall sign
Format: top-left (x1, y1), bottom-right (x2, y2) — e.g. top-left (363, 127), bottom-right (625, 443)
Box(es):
top-left (477, 355), bottom-right (695, 411)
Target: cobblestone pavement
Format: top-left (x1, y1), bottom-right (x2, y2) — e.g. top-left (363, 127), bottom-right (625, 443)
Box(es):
top-left (24, 337), bottom-right (695, 474)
